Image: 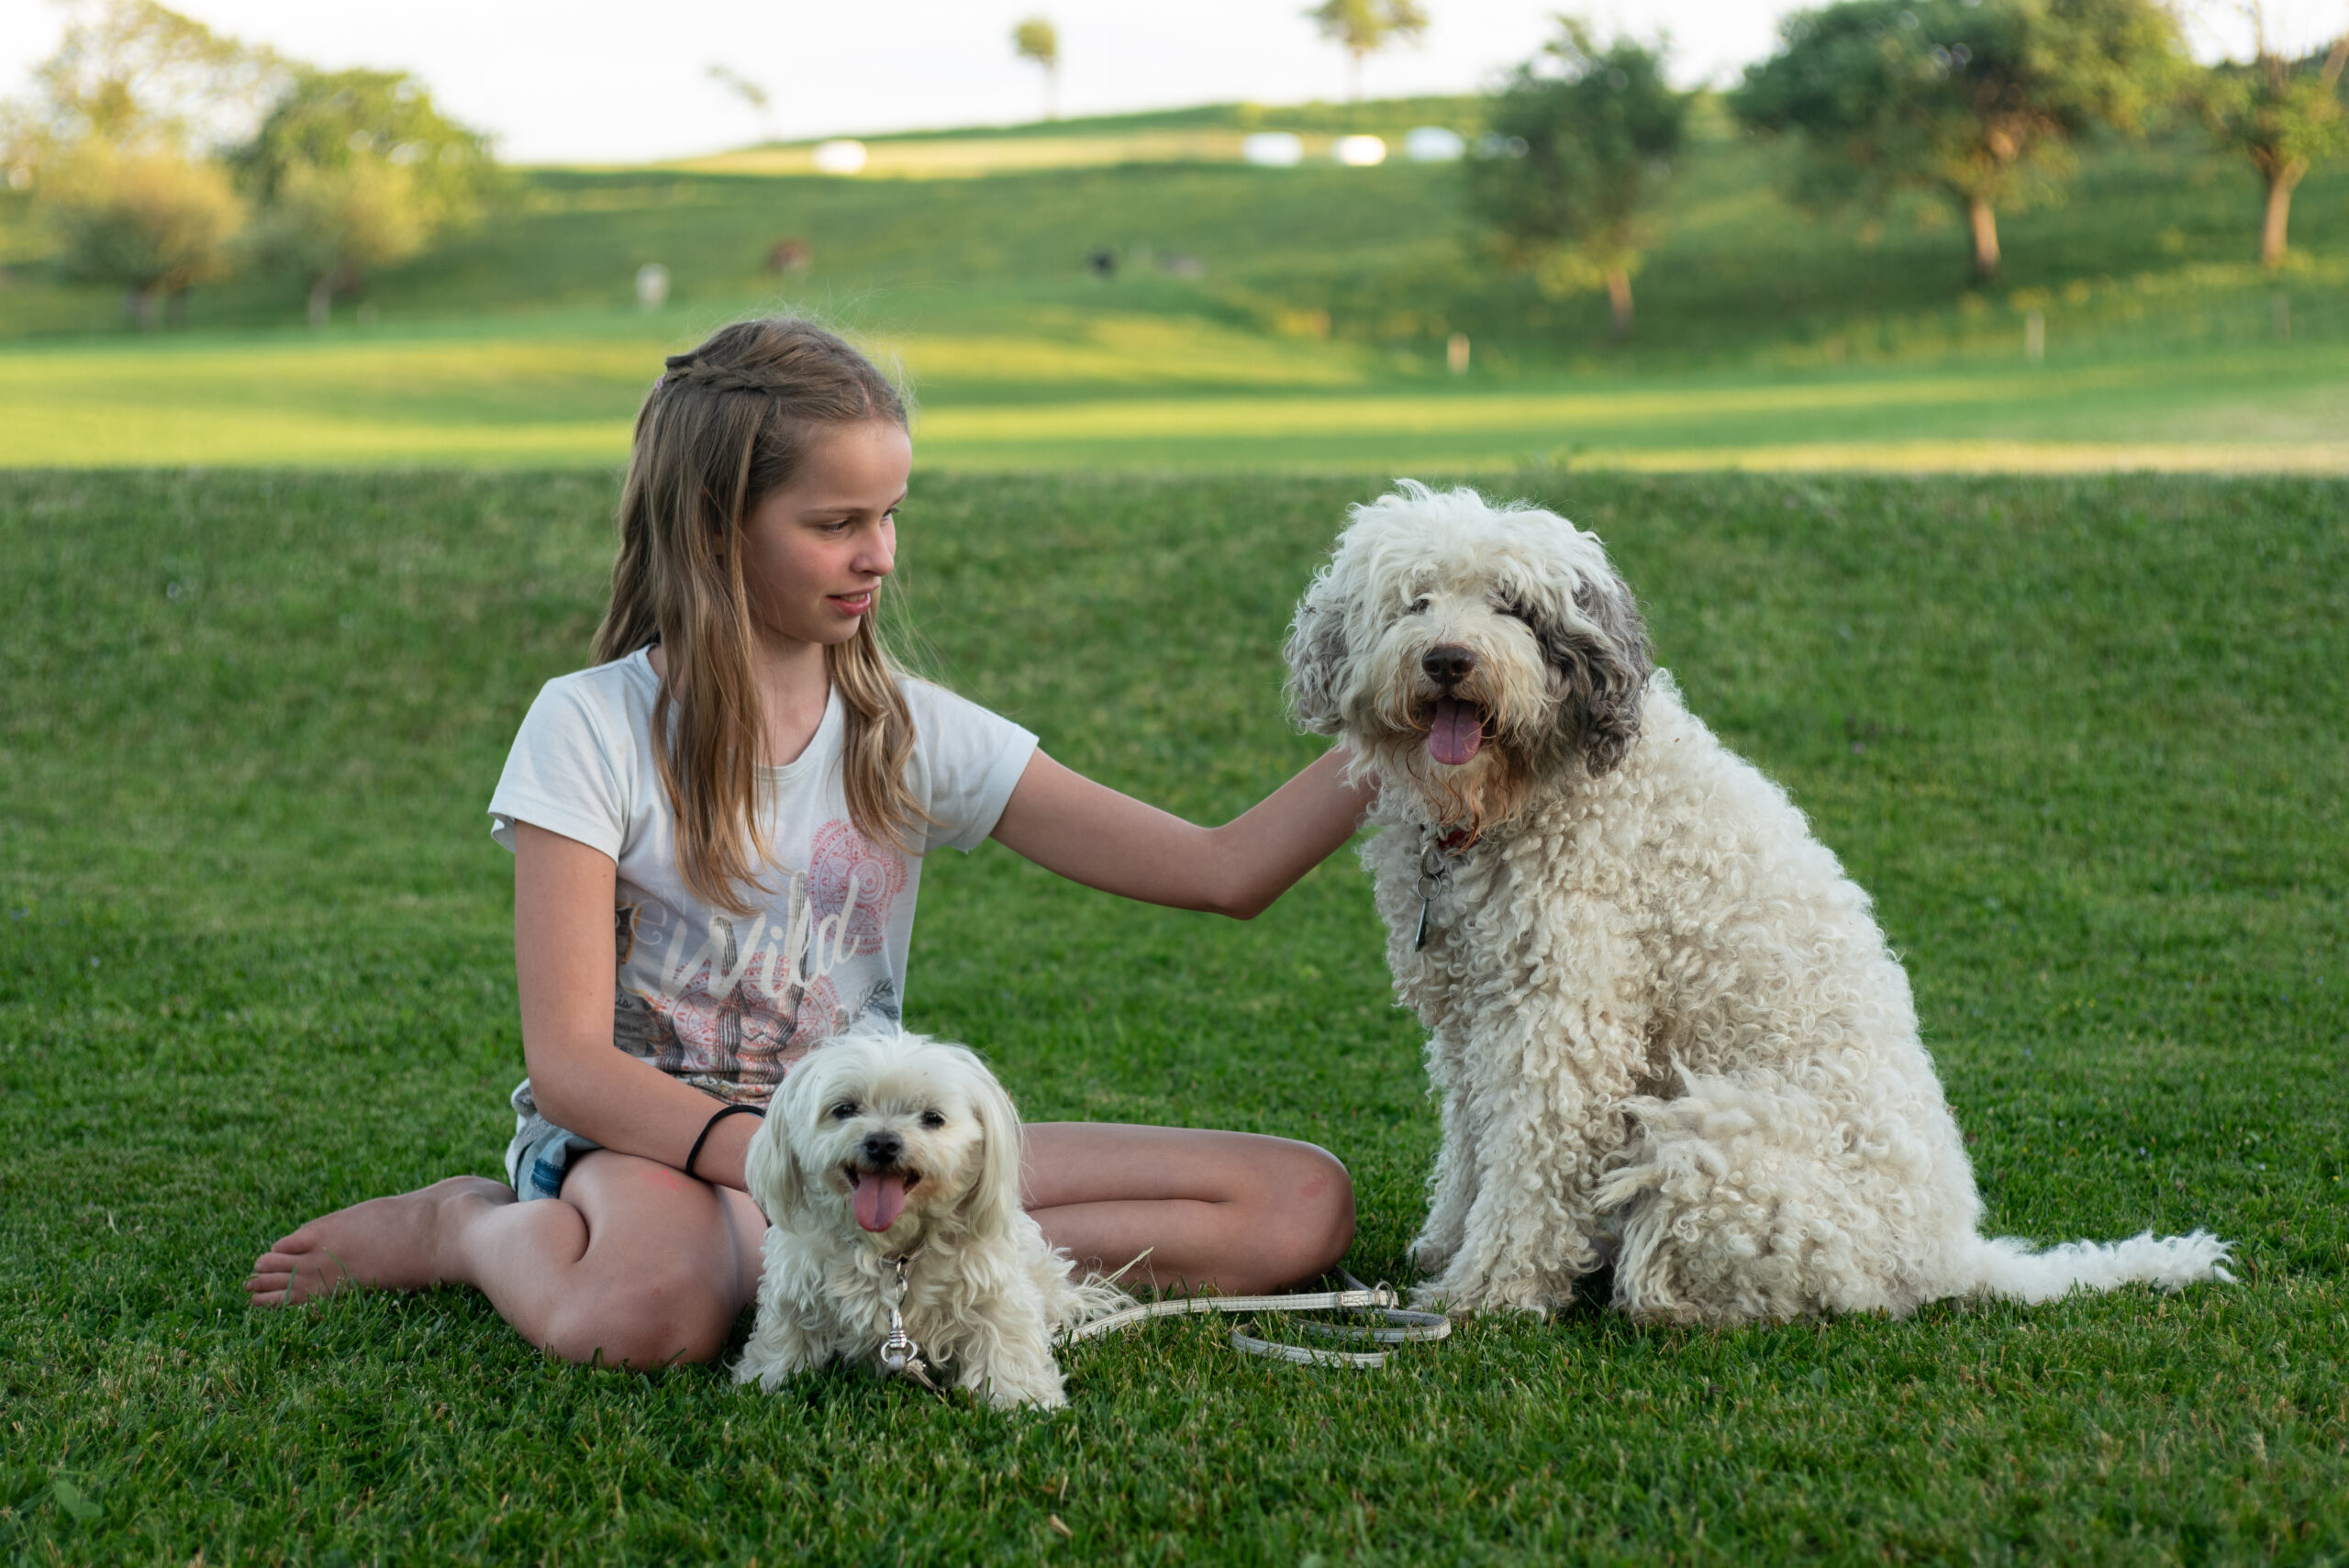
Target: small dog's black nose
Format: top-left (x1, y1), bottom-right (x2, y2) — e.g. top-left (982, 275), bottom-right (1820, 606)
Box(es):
top-left (861, 1131), bottom-right (903, 1166)
top-left (1422, 644), bottom-right (1477, 685)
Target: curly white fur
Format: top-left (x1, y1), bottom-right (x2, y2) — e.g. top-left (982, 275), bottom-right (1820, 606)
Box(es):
top-left (734, 1023), bottom-right (1130, 1407)
top-left (1287, 481), bottom-right (2232, 1324)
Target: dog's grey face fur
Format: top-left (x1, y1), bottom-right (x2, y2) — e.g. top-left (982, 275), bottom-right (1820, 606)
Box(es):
top-left (749, 1024), bottom-right (1023, 1248)
top-left (1285, 481), bottom-right (1653, 837)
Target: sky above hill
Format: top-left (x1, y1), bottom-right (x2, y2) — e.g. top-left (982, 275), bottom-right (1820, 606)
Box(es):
top-left (0, 0), bottom-right (2313, 166)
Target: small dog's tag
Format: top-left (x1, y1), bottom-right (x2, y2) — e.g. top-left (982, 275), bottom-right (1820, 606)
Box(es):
top-left (880, 1326), bottom-right (950, 1401)
top-left (1414, 895), bottom-right (1432, 951)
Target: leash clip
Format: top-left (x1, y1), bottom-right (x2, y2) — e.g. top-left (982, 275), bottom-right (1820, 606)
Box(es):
top-left (878, 1251), bottom-right (948, 1401)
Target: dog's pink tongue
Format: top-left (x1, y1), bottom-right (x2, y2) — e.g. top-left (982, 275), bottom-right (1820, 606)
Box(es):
top-left (854, 1173), bottom-right (908, 1233)
top-left (1429, 700), bottom-right (1483, 766)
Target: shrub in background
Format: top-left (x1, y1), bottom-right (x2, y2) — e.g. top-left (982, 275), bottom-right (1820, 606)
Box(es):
top-left (2199, 29), bottom-right (2349, 270)
top-left (39, 137), bottom-right (241, 327)
top-left (1731, 0), bottom-right (2188, 282)
top-left (1467, 18), bottom-right (1687, 341)
top-left (233, 68), bottom-right (496, 326)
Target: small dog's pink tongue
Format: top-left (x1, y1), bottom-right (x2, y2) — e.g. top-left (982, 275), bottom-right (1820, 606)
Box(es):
top-left (853, 1172), bottom-right (908, 1233)
top-left (1429, 700), bottom-right (1483, 766)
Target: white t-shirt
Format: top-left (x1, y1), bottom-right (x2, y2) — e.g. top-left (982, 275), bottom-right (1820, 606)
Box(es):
top-left (487, 649), bottom-right (1037, 1116)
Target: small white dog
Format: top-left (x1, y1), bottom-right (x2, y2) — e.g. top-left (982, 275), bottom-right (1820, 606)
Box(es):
top-left (1286, 481), bottom-right (2232, 1325)
top-left (734, 1023), bottom-right (1128, 1408)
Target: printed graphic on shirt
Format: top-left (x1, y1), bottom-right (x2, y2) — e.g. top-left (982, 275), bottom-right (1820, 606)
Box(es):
top-left (607, 819), bottom-right (909, 1103)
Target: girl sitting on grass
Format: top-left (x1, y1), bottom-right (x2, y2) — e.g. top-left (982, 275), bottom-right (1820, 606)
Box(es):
top-left (245, 317), bottom-right (1369, 1369)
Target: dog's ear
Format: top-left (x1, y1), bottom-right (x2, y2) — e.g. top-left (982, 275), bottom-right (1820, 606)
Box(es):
top-left (748, 1062), bottom-right (818, 1219)
top-left (1284, 562), bottom-right (1353, 735)
top-left (742, 1103), bottom-right (804, 1219)
top-left (955, 1051), bottom-right (1026, 1242)
top-left (1542, 572), bottom-right (1653, 777)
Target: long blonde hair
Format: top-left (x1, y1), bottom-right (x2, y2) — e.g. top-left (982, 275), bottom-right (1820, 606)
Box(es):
top-left (594, 317), bottom-right (929, 914)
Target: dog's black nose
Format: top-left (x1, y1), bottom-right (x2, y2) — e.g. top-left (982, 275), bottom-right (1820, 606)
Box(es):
top-left (861, 1131), bottom-right (903, 1166)
top-left (1422, 644), bottom-right (1477, 685)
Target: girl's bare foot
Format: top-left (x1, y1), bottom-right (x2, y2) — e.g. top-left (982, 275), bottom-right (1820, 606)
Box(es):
top-left (245, 1175), bottom-right (514, 1307)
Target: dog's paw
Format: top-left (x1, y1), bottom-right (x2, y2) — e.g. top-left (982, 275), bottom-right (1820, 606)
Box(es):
top-left (1411, 1265), bottom-right (1570, 1319)
top-left (970, 1371), bottom-right (1068, 1410)
top-left (1406, 1280), bottom-right (1462, 1314)
top-left (1483, 1274), bottom-right (1565, 1318)
top-left (734, 1318), bottom-right (818, 1391)
top-left (963, 1351), bottom-right (1070, 1410)
top-left (985, 1381), bottom-right (1067, 1411)
top-left (1407, 1232), bottom-right (1461, 1273)
top-left (733, 1350), bottom-right (792, 1390)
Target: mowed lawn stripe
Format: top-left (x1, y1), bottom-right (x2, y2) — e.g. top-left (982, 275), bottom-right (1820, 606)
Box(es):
top-left (8, 330), bottom-right (2349, 470)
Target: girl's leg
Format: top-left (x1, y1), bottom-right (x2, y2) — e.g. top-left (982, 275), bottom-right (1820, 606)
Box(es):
top-left (246, 1125), bottom-right (1352, 1355)
top-left (1021, 1124), bottom-right (1354, 1296)
top-left (245, 1152), bottom-right (765, 1369)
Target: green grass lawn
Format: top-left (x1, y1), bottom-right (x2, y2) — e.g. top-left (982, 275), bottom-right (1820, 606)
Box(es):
top-left (4, 100), bottom-right (2346, 470)
top-left (5, 319), bottom-right (2348, 471)
top-left (3, 467), bottom-right (2343, 1563)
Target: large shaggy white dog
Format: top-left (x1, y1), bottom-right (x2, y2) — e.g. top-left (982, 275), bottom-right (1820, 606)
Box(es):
top-left (735, 1024), bottom-right (1128, 1407)
top-left (1286, 482), bottom-right (2232, 1324)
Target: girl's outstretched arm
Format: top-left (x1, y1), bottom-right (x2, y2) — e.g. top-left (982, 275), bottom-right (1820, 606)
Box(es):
top-left (988, 748), bottom-right (1375, 919)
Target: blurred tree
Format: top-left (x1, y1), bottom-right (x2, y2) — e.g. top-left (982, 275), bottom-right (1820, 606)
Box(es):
top-left (1731, 0), bottom-right (2187, 282)
top-left (1013, 17), bottom-right (1061, 121)
top-left (1468, 19), bottom-right (1688, 340)
top-left (0, 0), bottom-right (279, 325)
top-left (2199, 14), bottom-right (2347, 269)
top-left (233, 68), bottom-right (495, 326)
top-left (41, 138), bottom-right (241, 327)
top-left (2, 0), bottom-right (279, 159)
top-left (1306, 0), bottom-right (1430, 103)
top-left (707, 64), bottom-right (774, 140)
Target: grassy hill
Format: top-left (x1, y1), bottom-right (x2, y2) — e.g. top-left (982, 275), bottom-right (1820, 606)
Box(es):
top-left (0, 96), bottom-right (2343, 467)
top-left (667, 95), bottom-right (1493, 177)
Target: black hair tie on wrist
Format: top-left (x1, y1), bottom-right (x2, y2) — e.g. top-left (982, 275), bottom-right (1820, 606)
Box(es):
top-left (685, 1102), bottom-right (765, 1183)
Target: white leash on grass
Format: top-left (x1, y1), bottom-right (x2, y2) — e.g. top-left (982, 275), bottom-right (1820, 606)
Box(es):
top-left (873, 1252), bottom-right (1450, 1399)
top-left (1061, 1263), bottom-right (1451, 1371)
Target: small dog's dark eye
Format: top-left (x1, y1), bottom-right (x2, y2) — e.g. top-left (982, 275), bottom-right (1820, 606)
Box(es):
top-left (920, 1111), bottom-right (947, 1130)
top-left (1409, 595), bottom-right (1430, 615)
top-left (830, 1101), bottom-right (858, 1119)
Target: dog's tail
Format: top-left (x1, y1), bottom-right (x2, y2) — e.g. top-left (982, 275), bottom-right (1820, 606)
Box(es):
top-left (1965, 1229), bottom-right (2234, 1303)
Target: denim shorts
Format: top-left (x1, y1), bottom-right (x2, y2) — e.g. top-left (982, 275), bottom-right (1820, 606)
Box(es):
top-left (506, 1106), bottom-right (601, 1201)
top-left (502, 1074), bottom-right (770, 1200)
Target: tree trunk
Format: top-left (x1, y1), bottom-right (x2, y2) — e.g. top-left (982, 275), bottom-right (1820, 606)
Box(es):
top-left (2260, 164), bottom-right (2303, 270)
top-left (1347, 49), bottom-right (1364, 103)
top-left (307, 273), bottom-right (335, 328)
top-left (1967, 198), bottom-right (2000, 283)
top-left (1606, 267), bottom-right (1634, 341)
top-left (128, 287), bottom-right (160, 332)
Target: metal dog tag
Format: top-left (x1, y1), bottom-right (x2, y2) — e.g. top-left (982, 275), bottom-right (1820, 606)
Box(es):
top-left (1413, 840), bottom-right (1450, 952)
